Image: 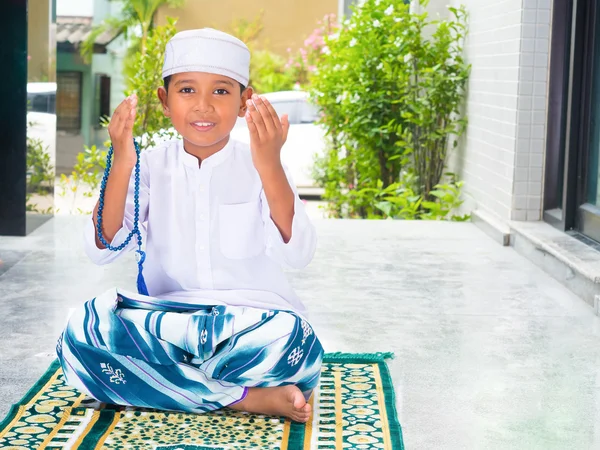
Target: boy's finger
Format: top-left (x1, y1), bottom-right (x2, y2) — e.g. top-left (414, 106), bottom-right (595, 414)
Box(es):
top-left (245, 111), bottom-right (260, 142)
top-left (123, 107), bottom-right (136, 133)
top-left (281, 114), bottom-right (290, 144)
top-left (109, 96), bottom-right (131, 134)
top-left (112, 95), bottom-right (137, 136)
top-left (247, 99), bottom-right (267, 140)
top-left (252, 95), bottom-right (277, 134)
top-left (114, 95), bottom-right (132, 118)
top-left (262, 98), bottom-right (282, 133)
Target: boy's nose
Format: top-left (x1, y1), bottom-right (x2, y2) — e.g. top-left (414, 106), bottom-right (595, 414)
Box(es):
top-left (193, 97), bottom-right (214, 113)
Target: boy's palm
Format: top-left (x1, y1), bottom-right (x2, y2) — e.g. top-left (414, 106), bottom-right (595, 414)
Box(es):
top-left (108, 95), bottom-right (138, 166)
top-left (245, 95), bottom-right (290, 174)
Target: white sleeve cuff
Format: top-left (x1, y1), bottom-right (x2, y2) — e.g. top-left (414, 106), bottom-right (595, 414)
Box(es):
top-left (83, 216), bottom-right (136, 265)
top-left (264, 195), bottom-right (317, 269)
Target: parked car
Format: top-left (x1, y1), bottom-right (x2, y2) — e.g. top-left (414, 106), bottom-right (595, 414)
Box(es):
top-left (231, 90), bottom-right (325, 197)
top-left (27, 82), bottom-right (57, 167)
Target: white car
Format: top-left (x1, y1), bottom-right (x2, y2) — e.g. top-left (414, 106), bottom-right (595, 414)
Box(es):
top-left (27, 82), bottom-right (57, 168)
top-left (231, 90), bottom-right (325, 197)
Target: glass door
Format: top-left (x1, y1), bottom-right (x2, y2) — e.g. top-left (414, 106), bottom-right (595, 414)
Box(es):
top-left (578, 0), bottom-right (600, 242)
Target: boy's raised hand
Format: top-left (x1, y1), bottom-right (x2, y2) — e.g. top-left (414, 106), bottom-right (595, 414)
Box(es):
top-left (245, 94), bottom-right (290, 174)
top-left (108, 94), bottom-right (138, 167)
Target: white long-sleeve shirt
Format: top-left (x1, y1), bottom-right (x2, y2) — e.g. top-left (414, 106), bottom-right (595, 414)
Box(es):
top-left (83, 138), bottom-right (317, 316)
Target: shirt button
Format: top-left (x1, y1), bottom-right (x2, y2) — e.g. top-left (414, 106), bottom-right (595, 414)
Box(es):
top-left (199, 185), bottom-right (205, 192)
top-left (199, 213), bottom-right (205, 221)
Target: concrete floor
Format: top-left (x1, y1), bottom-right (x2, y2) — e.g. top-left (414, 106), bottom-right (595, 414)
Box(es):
top-left (1, 217), bottom-right (600, 449)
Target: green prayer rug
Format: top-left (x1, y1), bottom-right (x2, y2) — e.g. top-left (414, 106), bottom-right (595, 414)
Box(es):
top-left (0, 353), bottom-right (404, 449)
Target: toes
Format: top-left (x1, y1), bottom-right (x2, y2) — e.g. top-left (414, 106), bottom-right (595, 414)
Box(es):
top-left (292, 406), bottom-right (312, 423)
top-left (291, 413), bottom-right (310, 423)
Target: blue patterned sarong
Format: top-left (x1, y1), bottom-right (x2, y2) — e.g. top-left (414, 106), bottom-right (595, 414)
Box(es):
top-left (56, 288), bottom-right (323, 413)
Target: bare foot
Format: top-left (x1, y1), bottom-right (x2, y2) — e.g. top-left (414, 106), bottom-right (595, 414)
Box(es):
top-left (229, 385), bottom-right (312, 423)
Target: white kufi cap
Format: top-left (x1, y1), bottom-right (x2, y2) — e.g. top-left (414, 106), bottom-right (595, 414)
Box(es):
top-left (162, 28), bottom-right (250, 86)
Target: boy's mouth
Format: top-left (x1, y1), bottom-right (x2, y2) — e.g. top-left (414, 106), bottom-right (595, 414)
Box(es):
top-left (190, 121), bottom-right (216, 132)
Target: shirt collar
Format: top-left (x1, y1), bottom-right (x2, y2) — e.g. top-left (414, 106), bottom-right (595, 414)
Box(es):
top-left (178, 138), bottom-right (235, 168)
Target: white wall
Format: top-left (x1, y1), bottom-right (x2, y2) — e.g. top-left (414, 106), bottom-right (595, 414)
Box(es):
top-left (57, 0), bottom-right (93, 17)
top-left (424, 0), bottom-right (552, 222)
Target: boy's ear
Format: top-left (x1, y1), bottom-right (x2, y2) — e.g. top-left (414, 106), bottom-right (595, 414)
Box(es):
top-left (239, 86), bottom-right (254, 118)
top-left (157, 87), bottom-right (170, 117)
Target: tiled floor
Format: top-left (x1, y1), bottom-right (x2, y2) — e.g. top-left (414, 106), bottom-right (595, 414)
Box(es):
top-left (1, 216), bottom-right (600, 449)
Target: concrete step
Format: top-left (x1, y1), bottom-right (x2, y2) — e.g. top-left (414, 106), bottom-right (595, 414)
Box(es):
top-left (473, 210), bottom-right (600, 312)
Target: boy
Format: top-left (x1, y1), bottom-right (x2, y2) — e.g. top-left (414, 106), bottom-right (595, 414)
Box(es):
top-left (56, 28), bottom-right (323, 423)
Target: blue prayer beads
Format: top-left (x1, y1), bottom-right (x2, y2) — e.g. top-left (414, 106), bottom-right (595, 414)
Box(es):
top-left (96, 139), bottom-right (149, 295)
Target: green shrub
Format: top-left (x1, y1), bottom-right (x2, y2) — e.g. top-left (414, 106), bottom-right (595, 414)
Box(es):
top-left (26, 127), bottom-right (55, 214)
top-left (127, 17), bottom-right (179, 150)
top-left (57, 145), bottom-right (107, 214)
top-left (26, 135), bottom-right (54, 195)
top-left (250, 50), bottom-right (296, 94)
top-left (310, 0), bottom-right (470, 220)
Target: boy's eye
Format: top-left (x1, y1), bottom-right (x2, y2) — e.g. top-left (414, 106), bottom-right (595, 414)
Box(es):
top-left (214, 89), bottom-right (229, 95)
top-left (179, 87), bottom-right (194, 94)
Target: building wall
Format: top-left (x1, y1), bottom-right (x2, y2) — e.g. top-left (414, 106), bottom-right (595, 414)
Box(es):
top-left (92, 0), bottom-right (127, 112)
top-left (156, 0), bottom-right (338, 55)
top-left (28, 0), bottom-right (52, 82)
top-left (56, 51), bottom-right (91, 174)
top-left (425, 0), bottom-right (552, 222)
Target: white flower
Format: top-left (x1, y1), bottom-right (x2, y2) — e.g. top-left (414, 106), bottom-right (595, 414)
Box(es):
top-left (322, 46), bottom-right (330, 55)
top-left (336, 92), bottom-right (349, 104)
top-left (394, 17), bottom-right (401, 23)
top-left (404, 53), bottom-right (413, 63)
top-left (329, 32), bottom-right (340, 41)
top-left (351, 93), bottom-right (360, 103)
top-left (377, 62), bottom-right (384, 70)
top-left (385, 5), bottom-right (394, 15)
top-left (349, 38), bottom-right (357, 47)
top-left (373, 19), bottom-right (381, 28)
top-left (339, 145), bottom-right (347, 159)
top-left (334, 64), bottom-right (342, 71)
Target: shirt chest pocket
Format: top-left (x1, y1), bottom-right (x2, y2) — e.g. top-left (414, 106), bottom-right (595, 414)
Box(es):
top-left (218, 201), bottom-right (265, 259)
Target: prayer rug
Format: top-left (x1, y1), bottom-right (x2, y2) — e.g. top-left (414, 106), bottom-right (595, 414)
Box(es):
top-left (0, 353), bottom-right (404, 449)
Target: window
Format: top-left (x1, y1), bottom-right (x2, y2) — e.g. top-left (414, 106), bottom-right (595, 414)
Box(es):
top-left (27, 92), bottom-right (55, 114)
top-left (95, 74), bottom-right (111, 126)
top-left (57, 71), bottom-right (82, 132)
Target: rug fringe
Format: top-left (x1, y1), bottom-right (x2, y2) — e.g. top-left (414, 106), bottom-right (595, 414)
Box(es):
top-left (323, 352), bottom-right (395, 362)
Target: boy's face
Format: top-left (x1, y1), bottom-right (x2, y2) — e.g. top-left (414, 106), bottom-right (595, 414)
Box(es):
top-left (157, 72), bottom-right (252, 151)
